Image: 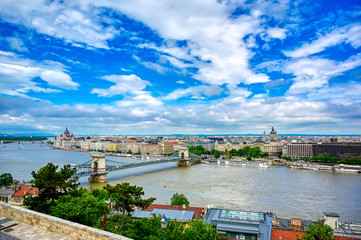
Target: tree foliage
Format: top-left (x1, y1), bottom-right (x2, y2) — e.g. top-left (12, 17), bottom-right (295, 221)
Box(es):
top-left (104, 183), bottom-right (155, 231)
top-left (103, 214), bottom-right (223, 240)
top-left (182, 219), bottom-right (220, 240)
top-left (188, 145), bottom-right (207, 156)
top-left (221, 146), bottom-right (263, 158)
top-left (211, 149), bottom-right (220, 158)
top-left (24, 162), bottom-right (79, 213)
top-left (297, 219), bottom-right (335, 240)
top-left (49, 188), bottom-right (109, 227)
top-left (0, 173), bottom-right (13, 186)
top-left (282, 154), bottom-right (361, 164)
top-left (170, 193), bottom-right (190, 207)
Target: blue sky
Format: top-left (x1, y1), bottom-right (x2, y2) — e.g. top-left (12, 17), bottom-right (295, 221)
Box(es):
top-left (0, 0), bottom-right (360, 135)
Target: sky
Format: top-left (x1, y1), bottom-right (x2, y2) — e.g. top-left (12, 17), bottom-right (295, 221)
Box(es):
top-left (0, 0), bottom-right (360, 136)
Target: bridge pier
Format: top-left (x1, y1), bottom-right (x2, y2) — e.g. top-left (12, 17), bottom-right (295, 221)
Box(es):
top-left (178, 147), bottom-right (191, 166)
top-left (88, 154), bottom-right (108, 183)
top-left (177, 160), bottom-right (190, 166)
top-left (88, 173), bottom-right (108, 183)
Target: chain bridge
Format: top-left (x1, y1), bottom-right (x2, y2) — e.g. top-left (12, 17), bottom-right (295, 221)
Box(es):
top-left (73, 147), bottom-right (204, 183)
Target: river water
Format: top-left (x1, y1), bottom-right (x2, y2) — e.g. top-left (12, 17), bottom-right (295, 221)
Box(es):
top-left (1, 142), bottom-right (361, 222)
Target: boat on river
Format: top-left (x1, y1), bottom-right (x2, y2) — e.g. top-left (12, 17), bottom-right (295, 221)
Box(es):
top-left (202, 159), bottom-right (271, 168)
top-left (334, 164), bottom-right (361, 173)
top-left (291, 163), bottom-right (332, 172)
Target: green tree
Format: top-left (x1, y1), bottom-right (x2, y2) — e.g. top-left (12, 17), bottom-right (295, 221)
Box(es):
top-left (250, 146), bottom-right (262, 158)
top-left (49, 188), bottom-right (109, 227)
top-left (261, 152), bottom-right (269, 158)
top-left (170, 193), bottom-right (190, 207)
top-left (224, 149), bottom-right (230, 159)
top-left (24, 163), bottom-right (79, 213)
top-left (103, 214), bottom-right (224, 240)
top-left (229, 149), bottom-right (238, 157)
top-left (297, 219), bottom-right (334, 240)
top-left (243, 146), bottom-right (252, 156)
top-left (188, 145), bottom-right (207, 156)
top-left (0, 173), bottom-right (13, 186)
top-left (183, 219), bottom-right (220, 240)
top-left (211, 149), bottom-right (220, 158)
top-left (104, 183), bottom-right (155, 231)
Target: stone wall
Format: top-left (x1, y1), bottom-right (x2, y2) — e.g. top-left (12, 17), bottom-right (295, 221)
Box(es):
top-left (0, 201), bottom-right (131, 240)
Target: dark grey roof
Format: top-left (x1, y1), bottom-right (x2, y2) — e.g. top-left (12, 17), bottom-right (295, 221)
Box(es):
top-left (204, 208), bottom-right (273, 240)
top-left (217, 223), bottom-right (259, 234)
top-left (276, 218), bottom-right (315, 230)
top-left (323, 212), bottom-right (340, 217)
top-left (0, 189), bottom-right (14, 197)
top-left (132, 208), bottom-right (194, 222)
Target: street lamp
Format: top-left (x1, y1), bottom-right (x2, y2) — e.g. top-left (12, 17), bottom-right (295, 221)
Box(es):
top-left (160, 214), bottom-right (168, 240)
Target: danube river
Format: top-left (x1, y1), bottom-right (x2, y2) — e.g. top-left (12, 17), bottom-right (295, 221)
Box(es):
top-left (1, 142), bottom-right (361, 222)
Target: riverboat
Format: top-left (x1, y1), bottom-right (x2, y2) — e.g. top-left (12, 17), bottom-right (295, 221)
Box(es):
top-left (335, 164), bottom-right (361, 173)
top-left (291, 163), bottom-right (332, 172)
top-left (202, 159), bottom-right (271, 168)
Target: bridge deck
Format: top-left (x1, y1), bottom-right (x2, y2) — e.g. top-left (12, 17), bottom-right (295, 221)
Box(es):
top-left (74, 151), bottom-right (205, 177)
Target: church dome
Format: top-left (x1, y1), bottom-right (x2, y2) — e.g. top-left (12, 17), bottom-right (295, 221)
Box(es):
top-left (64, 127), bottom-right (70, 135)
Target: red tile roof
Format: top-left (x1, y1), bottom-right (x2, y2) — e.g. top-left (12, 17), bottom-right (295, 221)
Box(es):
top-left (272, 229), bottom-right (304, 240)
top-left (144, 204), bottom-right (205, 219)
top-left (12, 184), bottom-right (38, 198)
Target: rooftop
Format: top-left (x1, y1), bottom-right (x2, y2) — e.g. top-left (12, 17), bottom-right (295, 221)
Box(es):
top-left (220, 209), bottom-right (264, 222)
top-left (323, 212), bottom-right (340, 217)
top-left (144, 204), bottom-right (205, 219)
top-left (132, 208), bottom-right (195, 222)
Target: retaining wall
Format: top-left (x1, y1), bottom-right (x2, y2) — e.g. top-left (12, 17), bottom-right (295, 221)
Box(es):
top-left (0, 201), bottom-right (131, 240)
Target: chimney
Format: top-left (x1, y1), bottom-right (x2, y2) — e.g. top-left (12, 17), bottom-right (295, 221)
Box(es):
top-left (272, 220), bottom-right (280, 227)
top-left (290, 218), bottom-right (302, 230)
top-left (323, 212), bottom-right (340, 230)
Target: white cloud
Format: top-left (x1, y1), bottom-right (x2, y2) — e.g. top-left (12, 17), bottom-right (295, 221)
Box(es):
top-left (308, 82), bottom-right (361, 104)
top-left (91, 0), bottom-right (272, 85)
top-left (41, 70), bottom-right (78, 90)
top-left (0, 0), bottom-right (118, 49)
top-left (285, 54), bottom-right (361, 94)
top-left (0, 50), bottom-right (16, 56)
top-left (267, 28), bottom-right (287, 39)
top-left (132, 55), bottom-right (169, 74)
top-left (0, 51), bottom-right (77, 97)
top-left (284, 23), bottom-right (361, 58)
top-left (6, 37), bottom-right (28, 52)
top-left (91, 74), bottom-right (151, 97)
top-left (115, 91), bottom-right (163, 107)
top-left (0, 0), bottom-right (298, 87)
top-left (163, 85), bottom-right (222, 100)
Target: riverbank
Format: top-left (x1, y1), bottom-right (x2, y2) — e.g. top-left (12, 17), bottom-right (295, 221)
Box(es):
top-left (2, 141), bottom-right (361, 222)
top-left (44, 144), bottom-right (361, 174)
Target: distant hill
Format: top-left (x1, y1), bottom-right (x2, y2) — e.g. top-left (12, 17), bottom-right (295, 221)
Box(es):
top-left (0, 133), bottom-right (56, 137)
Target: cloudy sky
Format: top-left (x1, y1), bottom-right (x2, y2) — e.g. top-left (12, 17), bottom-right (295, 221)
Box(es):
top-left (0, 0), bottom-right (360, 135)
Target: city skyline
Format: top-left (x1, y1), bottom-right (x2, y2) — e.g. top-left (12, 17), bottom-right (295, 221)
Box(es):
top-left (0, 0), bottom-right (361, 135)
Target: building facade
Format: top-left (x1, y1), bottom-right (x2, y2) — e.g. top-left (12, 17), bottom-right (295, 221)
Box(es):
top-left (140, 144), bottom-right (162, 155)
top-left (204, 208), bottom-right (273, 240)
top-left (159, 142), bottom-right (174, 154)
top-left (286, 143), bottom-right (361, 159)
top-left (287, 144), bottom-right (314, 159)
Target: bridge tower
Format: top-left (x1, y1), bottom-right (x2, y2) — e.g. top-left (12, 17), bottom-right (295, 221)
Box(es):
top-left (88, 154), bottom-right (109, 183)
top-left (178, 147), bottom-right (191, 166)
